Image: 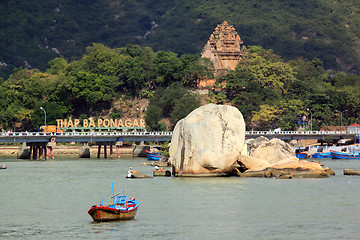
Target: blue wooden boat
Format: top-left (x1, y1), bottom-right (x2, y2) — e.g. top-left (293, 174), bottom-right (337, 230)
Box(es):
top-left (146, 151), bottom-right (166, 161)
top-left (331, 150), bottom-right (360, 159)
top-left (88, 182), bottom-right (139, 222)
top-left (311, 152), bottom-right (331, 159)
top-left (295, 147), bottom-right (309, 159)
top-left (296, 152), bottom-right (308, 159)
top-left (295, 148), bottom-right (308, 159)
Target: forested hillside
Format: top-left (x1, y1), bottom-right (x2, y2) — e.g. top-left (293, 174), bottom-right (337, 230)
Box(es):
top-left (1, 43), bottom-right (360, 132)
top-left (1, 0), bottom-right (360, 133)
top-left (2, 0), bottom-right (360, 79)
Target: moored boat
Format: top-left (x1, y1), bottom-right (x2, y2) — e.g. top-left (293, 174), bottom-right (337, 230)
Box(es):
top-left (88, 183), bottom-right (139, 222)
top-left (295, 147), bottom-right (309, 159)
top-left (146, 151), bottom-right (167, 161)
top-left (311, 152), bottom-right (331, 159)
top-left (0, 163), bottom-right (7, 169)
top-left (330, 150), bottom-right (360, 159)
top-left (296, 152), bottom-right (308, 159)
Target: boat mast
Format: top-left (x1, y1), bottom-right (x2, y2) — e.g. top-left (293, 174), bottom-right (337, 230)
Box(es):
top-left (112, 182), bottom-right (115, 205)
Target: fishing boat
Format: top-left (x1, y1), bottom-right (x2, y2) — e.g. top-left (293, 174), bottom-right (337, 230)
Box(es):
top-left (331, 150), bottom-right (360, 159)
top-left (295, 148), bottom-right (308, 159)
top-left (295, 147), bottom-right (309, 159)
top-left (296, 152), bottom-right (308, 159)
top-left (311, 152), bottom-right (332, 159)
top-left (146, 151), bottom-right (167, 161)
top-left (88, 182), bottom-right (139, 222)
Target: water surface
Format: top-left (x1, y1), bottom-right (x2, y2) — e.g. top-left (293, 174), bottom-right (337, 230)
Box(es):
top-left (0, 156), bottom-right (359, 239)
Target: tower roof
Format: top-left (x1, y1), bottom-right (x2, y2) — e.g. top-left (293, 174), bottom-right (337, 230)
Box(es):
top-left (201, 21), bottom-right (247, 76)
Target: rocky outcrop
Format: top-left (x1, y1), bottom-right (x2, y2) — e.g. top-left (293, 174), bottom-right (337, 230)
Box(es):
top-left (248, 137), bottom-right (295, 164)
top-left (238, 161), bottom-right (329, 179)
top-left (168, 105), bottom-right (333, 179)
top-left (237, 137), bottom-right (333, 178)
top-left (132, 143), bottom-right (149, 157)
top-left (344, 169), bottom-right (360, 176)
top-left (238, 137), bottom-right (297, 171)
top-left (169, 104), bottom-right (246, 176)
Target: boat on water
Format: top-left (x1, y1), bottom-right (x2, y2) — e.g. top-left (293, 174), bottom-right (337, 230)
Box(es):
top-left (331, 150), bottom-right (360, 159)
top-left (0, 164), bottom-right (7, 169)
top-left (311, 152), bottom-right (332, 159)
top-left (296, 152), bottom-right (308, 159)
top-left (146, 151), bottom-right (167, 161)
top-left (295, 148), bottom-right (308, 159)
top-left (88, 182), bottom-right (139, 222)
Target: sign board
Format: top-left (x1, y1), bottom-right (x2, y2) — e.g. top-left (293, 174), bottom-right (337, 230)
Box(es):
top-left (56, 118), bottom-right (146, 128)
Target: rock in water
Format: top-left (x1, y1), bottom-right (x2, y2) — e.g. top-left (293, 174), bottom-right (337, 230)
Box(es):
top-left (169, 104), bottom-right (246, 176)
top-left (239, 136), bottom-right (298, 171)
top-left (237, 137), bottom-right (332, 178)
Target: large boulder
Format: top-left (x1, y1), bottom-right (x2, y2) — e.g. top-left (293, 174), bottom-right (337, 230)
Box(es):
top-left (169, 104), bottom-right (246, 176)
top-left (237, 137), bottom-right (332, 178)
top-left (238, 137), bottom-right (298, 171)
top-left (248, 137), bottom-right (296, 164)
top-left (238, 160), bottom-right (329, 179)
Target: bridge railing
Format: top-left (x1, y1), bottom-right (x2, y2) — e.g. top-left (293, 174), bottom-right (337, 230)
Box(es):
top-left (0, 131), bottom-right (173, 137)
top-left (1, 130), bottom-right (359, 138)
top-left (245, 130), bottom-right (360, 135)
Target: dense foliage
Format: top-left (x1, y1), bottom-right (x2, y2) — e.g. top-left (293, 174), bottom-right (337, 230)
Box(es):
top-left (0, 44), bottom-right (211, 131)
top-left (0, 41), bottom-right (359, 132)
top-left (2, 0), bottom-right (360, 80)
top-left (145, 84), bottom-right (201, 130)
top-left (218, 46), bottom-right (360, 130)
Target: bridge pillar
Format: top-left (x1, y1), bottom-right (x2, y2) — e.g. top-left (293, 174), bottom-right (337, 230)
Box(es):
top-left (32, 146), bottom-right (37, 160)
top-left (110, 145), bottom-right (113, 158)
top-left (133, 143), bottom-right (150, 157)
top-left (104, 145), bottom-right (107, 158)
top-left (116, 141), bottom-right (122, 159)
top-left (26, 143), bottom-right (50, 160)
top-left (97, 145), bottom-right (101, 158)
top-left (79, 143), bottom-right (90, 158)
top-left (46, 142), bottom-right (55, 160)
top-left (39, 146), bottom-right (44, 160)
top-left (46, 146), bottom-right (54, 160)
top-left (17, 144), bottom-right (31, 159)
top-left (96, 142), bottom-right (116, 158)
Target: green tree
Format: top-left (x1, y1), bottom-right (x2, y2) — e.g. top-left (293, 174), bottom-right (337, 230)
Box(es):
top-left (180, 54), bottom-right (214, 86)
top-left (145, 84), bottom-right (199, 130)
top-left (153, 51), bottom-right (183, 87)
top-left (144, 104), bottom-right (164, 131)
top-left (242, 46), bottom-right (296, 95)
top-left (170, 93), bottom-right (201, 124)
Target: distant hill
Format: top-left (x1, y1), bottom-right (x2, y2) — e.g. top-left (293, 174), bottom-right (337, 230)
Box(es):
top-left (1, 0), bottom-right (360, 79)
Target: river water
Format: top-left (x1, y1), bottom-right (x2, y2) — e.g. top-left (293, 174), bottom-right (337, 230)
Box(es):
top-left (0, 156), bottom-right (360, 240)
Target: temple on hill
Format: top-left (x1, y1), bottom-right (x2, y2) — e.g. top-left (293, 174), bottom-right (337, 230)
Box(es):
top-left (199, 21), bottom-right (247, 88)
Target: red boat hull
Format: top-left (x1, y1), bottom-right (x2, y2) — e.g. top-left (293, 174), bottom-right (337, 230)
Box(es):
top-left (88, 204), bottom-right (138, 222)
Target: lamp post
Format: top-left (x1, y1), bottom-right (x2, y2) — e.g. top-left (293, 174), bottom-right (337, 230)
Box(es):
top-left (335, 110), bottom-right (347, 132)
top-left (40, 107), bottom-right (46, 130)
top-left (306, 108), bottom-right (312, 131)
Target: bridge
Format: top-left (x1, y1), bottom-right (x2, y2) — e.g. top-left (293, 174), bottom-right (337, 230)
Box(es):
top-left (1, 130), bottom-right (359, 143)
top-left (0, 131), bottom-right (173, 143)
top-left (2, 130), bottom-right (358, 160)
top-left (245, 130), bottom-right (360, 141)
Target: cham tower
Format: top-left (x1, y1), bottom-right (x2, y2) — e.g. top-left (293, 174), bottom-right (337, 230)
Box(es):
top-left (199, 21), bottom-right (247, 87)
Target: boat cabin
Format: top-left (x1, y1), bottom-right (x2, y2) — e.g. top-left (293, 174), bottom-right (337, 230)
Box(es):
top-left (114, 195), bottom-right (127, 205)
